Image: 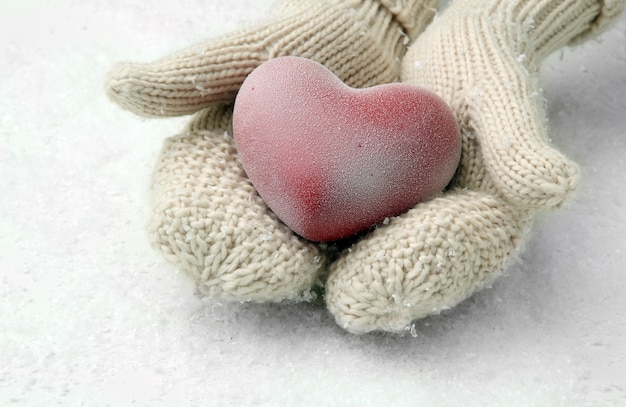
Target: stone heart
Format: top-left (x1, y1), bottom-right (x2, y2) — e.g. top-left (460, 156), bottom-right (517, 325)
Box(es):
top-left (233, 56), bottom-right (460, 242)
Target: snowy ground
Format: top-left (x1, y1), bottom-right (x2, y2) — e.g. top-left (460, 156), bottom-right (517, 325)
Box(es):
top-left (1, 1), bottom-right (625, 406)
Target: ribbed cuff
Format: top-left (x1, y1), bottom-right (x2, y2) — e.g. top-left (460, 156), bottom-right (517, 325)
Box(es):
top-left (511, 0), bottom-right (624, 57)
top-left (569, 0), bottom-right (625, 45)
top-left (457, 0), bottom-right (624, 58)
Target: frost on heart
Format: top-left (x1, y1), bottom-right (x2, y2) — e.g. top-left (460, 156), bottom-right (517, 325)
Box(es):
top-left (233, 56), bottom-right (461, 242)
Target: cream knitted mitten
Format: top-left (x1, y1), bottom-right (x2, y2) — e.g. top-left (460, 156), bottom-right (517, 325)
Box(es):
top-left (108, 0), bottom-right (438, 302)
top-left (107, 0), bottom-right (437, 117)
top-left (325, 0), bottom-right (624, 333)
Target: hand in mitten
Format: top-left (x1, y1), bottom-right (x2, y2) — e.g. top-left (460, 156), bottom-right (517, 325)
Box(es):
top-left (106, 0), bottom-right (438, 302)
top-left (107, 0), bottom-right (437, 117)
top-left (325, 0), bottom-right (624, 333)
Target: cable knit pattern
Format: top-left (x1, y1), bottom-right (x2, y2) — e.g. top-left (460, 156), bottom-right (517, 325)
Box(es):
top-left (106, 0), bottom-right (438, 117)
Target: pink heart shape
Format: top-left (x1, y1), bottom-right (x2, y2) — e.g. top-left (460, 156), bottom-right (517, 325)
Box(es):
top-left (233, 56), bottom-right (460, 242)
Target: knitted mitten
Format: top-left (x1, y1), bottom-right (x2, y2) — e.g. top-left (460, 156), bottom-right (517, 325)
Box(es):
top-left (325, 0), bottom-right (624, 333)
top-left (107, 0), bottom-right (438, 302)
top-left (107, 0), bottom-right (437, 117)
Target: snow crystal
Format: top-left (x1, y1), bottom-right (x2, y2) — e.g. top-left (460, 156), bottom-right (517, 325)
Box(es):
top-left (501, 134), bottom-right (512, 149)
top-left (409, 324), bottom-right (418, 338)
top-left (195, 84), bottom-right (208, 96)
top-left (399, 27), bottom-right (409, 46)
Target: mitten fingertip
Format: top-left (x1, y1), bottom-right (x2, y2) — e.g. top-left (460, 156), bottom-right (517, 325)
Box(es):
top-left (104, 62), bottom-right (130, 105)
top-left (493, 149), bottom-right (581, 210)
top-left (105, 62), bottom-right (155, 117)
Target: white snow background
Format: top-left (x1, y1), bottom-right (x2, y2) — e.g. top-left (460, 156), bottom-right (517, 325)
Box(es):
top-left (1, 1), bottom-right (625, 406)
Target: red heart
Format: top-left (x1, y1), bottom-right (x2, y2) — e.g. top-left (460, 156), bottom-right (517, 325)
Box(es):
top-left (233, 56), bottom-right (460, 242)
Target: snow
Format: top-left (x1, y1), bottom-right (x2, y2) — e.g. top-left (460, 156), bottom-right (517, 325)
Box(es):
top-left (1, 0), bottom-right (625, 406)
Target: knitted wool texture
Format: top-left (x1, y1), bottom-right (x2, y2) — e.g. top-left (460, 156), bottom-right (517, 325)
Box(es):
top-left (325, 0), bottom-right (625, 333)
top-left (107, 0), bottom-right (437, 117)
top-left (118, 0), bottom-right (439, 303)
top-left (106, 0), bottom-right (624, 331)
